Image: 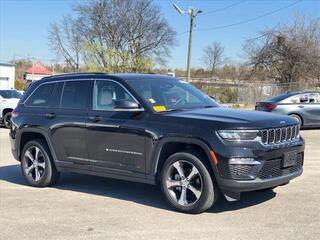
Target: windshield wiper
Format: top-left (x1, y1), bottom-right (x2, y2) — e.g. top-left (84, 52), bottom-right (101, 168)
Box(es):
top-left (158, 108), bottom-right (183, 113)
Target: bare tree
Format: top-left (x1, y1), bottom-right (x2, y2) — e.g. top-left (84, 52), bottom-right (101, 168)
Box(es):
top-left (48, 15), bottom-right (83, 71)
top-left (244, 15), bottom-right (320, 89)
top-left (202, 42), bottom-right (226, 78)
top-left (49, 0), bottom-right (176, 72)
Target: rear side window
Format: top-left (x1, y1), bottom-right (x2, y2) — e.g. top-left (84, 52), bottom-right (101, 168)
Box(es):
top-left (290, 93), bottom-right (320, 104)
top-left (25, 83), bottom-right (55, 107)
top-left (61, 81), bottom-right (89, 109)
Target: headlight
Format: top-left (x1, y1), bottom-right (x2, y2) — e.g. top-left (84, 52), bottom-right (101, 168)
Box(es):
top-left (218, 130), bottom-right (261, 142)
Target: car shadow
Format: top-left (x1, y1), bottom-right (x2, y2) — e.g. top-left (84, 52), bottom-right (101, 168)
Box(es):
top-left (0, 164), bottom-right (276, 213)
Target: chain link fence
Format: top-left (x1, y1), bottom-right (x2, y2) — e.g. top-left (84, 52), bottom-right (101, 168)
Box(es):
top-left (189, 79), bottom-right (320, 104)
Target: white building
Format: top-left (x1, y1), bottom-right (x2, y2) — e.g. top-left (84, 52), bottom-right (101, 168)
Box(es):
top-left (0, 61), bottom-right (15, 89)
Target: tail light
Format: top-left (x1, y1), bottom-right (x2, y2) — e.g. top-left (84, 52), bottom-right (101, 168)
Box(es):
top-left (264, 103), bottom-right (277, 110)
top-left (11, 110), bottom-right (19, 118)
top-left (256, 102), bottom-right (277, 111)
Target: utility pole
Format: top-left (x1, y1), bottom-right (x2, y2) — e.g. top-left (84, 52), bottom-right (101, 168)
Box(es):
top-left (173, 4), bottom-right (202, 82)
top-left (186, 8), bottom-right (194, 82)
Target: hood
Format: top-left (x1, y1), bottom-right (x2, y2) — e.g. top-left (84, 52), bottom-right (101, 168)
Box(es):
top-left (166, 107), bottom-right (297, 129)
top-left (1, 98), bottom-right (20, 107)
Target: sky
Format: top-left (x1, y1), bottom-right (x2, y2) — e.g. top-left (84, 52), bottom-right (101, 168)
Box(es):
top-left (0, 0), bottom-right (319, 69)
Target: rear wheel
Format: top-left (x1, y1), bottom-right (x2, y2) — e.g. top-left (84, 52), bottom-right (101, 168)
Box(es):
top-left (21, 139), bottom-right (59, 187)
top-left (3, 111), bottom-right (12, 129)
top-left (290, 114), bottom-right (303, 128)
top-left (160, 151), bottom-right (219, 213)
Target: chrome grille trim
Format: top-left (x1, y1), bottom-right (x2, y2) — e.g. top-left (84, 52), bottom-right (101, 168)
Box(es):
top-left (260, 125), bottom-right (299, 145)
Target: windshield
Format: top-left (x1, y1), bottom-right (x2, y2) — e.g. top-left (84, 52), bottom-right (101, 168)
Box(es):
top-left (126, 78), bottom-right (219, 112)
top-left (0, 90), bottom-right (22, 99)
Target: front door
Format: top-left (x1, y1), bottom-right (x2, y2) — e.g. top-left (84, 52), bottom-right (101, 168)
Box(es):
top-left (86, 80), bottom-right (146, 174)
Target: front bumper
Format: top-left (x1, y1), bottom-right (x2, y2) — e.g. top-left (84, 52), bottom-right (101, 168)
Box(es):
top-left (219, 168), bottom-right (302, 193)
top-left (213, 139), bottom-right (304, 199)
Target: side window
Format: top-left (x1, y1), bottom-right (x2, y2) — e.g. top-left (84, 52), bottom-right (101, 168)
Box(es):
top-left (61, 81), bottom-right (89, 109)
top-left (291, 94), bottom-right (311, 104)
top-left (93, 81), bottom-right (135, 111)
top-left (293, 93), bottom-right (319, 104)
top-left (308, 93), bottom-right (319, 103)
top-left (25, 83), bottom-right (55, 107)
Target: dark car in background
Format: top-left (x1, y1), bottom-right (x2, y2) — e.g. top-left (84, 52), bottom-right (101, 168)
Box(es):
top-left (255, 91), bottom-right (320, 128)
top-left (10, 73), bottom-right (304, 213)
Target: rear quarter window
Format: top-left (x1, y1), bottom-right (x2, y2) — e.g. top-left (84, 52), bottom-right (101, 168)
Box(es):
top-left (267, 93), bottom-right (292, 102)
top-left (25, 83), bottom-right (55, 107)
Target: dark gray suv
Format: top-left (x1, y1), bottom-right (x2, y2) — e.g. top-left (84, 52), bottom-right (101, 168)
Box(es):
top-left (10, 73), bottom-right (304, 213)
top-left (255, 91), bottom-right (320, 128)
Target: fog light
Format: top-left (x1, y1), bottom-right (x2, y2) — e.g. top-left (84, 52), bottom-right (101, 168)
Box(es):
top-left (229, 158), bottom-right (261, 180)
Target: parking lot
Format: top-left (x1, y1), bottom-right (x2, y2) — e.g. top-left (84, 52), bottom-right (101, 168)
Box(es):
top-left (0, 127), bottom-right (319, 240)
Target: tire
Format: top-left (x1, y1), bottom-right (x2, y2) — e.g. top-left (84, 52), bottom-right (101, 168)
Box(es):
top-left (160, 151), bottom-right (219, 214)
top-left (3, 111), bottom-right (12, 129)
top-left (290, 114), bottom-right (303, 128)
top-left (20, 139), bottom-right (60, 187)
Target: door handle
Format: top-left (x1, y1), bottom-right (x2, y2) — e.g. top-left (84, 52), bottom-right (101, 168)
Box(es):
top-left (298, 105), bottom-right (304, 108)
top-left (45, 113), bottom-right (56, 119)
top-left (88, 115), bottom-right (102, 122)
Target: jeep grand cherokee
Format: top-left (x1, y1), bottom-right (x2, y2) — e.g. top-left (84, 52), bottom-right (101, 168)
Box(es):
top-left (10, 73), bottom-right (304, 213)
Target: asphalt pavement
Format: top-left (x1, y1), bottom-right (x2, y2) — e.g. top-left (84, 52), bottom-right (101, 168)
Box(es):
top-left (0, 128), bottom-right (319, 240)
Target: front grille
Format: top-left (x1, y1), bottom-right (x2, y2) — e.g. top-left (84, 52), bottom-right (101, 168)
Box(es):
top-left (260, 125), bottom-right (299, 145)
top-left (258, 153), bottom-right (303, 180)
top-left (230, 165), bottom-right (254, 177)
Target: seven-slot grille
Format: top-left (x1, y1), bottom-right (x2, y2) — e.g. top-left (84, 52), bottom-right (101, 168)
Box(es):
top-left (260, 125), bottom-right (299, 145)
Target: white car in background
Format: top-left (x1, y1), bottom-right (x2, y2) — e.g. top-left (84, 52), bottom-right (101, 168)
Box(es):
top-left (0, 89), bottom-right (22, 128)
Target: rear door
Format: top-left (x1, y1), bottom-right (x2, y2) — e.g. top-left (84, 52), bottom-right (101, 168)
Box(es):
top-left (86, 79), bottom-right (146, 174)
top-left (303, 93), bottom-right (320, 126)
top-left (291, 93), bottom-right (320, 126)
top-left (48, 80), bottom-right (91, 170)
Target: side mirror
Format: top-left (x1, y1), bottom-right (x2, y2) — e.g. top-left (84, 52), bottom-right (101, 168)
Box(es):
top-left (114, 100), bottom-right (144, 112)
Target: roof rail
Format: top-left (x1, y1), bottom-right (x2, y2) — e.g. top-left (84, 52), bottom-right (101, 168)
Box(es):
top-left (48, 72), bottom-right (108, 79)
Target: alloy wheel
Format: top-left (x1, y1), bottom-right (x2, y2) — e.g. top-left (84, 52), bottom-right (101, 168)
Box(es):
top-left (165, 160), bottom-right (203, 207)
top-left (23, 146), bottom-right (46, 182)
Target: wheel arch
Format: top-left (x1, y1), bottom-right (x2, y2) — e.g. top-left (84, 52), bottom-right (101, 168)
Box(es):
top-left (288, 112), bottom-right (304, 126)
top-left (18, 128), bottom-right (58, 166)
top-left (152, 137), bottom-right (218, 183)
top-left (2, 108), bottom-right (13, 117)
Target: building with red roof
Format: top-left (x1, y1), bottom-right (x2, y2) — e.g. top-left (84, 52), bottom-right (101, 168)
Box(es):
top-left (24, 61), bottom-right (52, 81)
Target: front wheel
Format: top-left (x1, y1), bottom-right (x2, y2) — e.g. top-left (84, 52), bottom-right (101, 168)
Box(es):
top-left (160, 152), bottom-right (219, 214)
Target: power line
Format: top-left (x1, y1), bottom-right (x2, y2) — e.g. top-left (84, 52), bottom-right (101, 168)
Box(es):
top-left (195, 0), bottom-right (301, 32)
top-left (245, 32), bottom-right (272, 41)
top-left (201, 0), bottom-right (246, 16)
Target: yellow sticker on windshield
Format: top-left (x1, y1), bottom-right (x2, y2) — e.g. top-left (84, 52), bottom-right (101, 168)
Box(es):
top-left (153, 105), bottom-right (167, 112)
